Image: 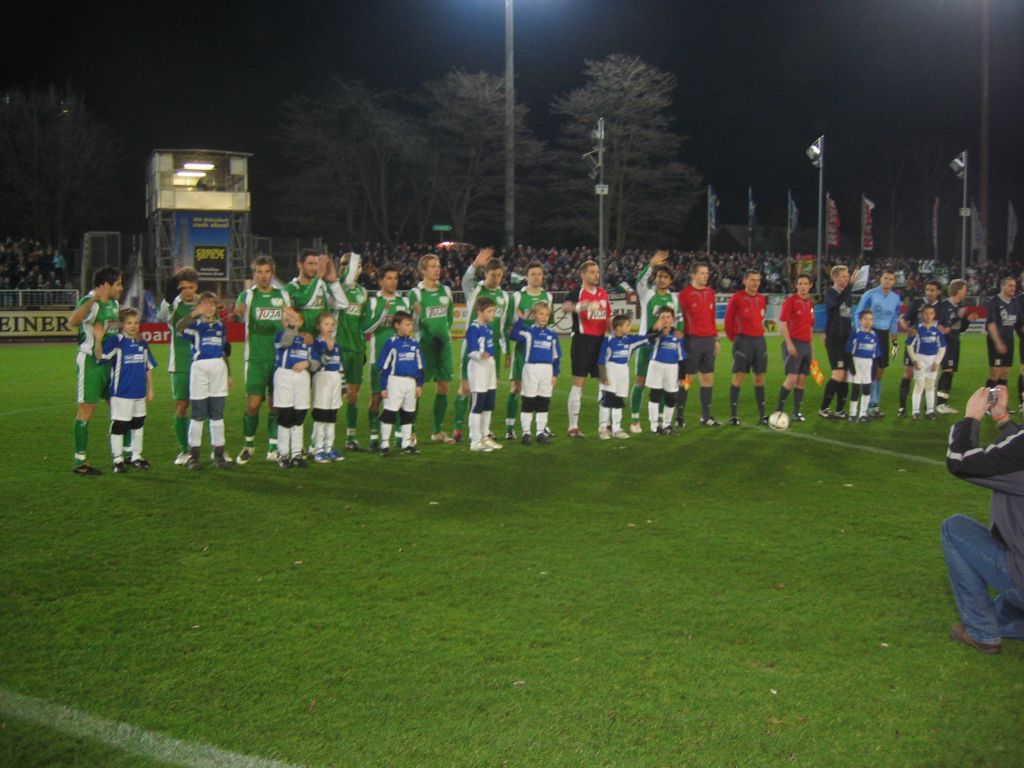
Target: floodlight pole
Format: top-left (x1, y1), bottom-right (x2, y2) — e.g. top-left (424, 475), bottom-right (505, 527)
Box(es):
top-left (815, 137), bottom-right (824, 295)
top-left (959, 151), bottom-right (969, 280)
top-left (504, 0), bottom-right (515, 256)
top-left (596, 118), bottom-right (606, 283)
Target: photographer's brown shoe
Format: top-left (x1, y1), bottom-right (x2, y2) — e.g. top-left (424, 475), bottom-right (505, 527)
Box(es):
top-left (950, 623), bottom-right (1001, 655)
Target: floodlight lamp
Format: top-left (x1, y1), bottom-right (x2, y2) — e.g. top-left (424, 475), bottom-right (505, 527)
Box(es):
top-left (183, 162), bottom-right (215, 171)
top-left (950, 153), bottom-right (966, 179)
top-left (175, 170), bottom-right (207, 178)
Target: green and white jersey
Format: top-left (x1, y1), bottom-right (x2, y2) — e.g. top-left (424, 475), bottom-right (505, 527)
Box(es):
top-left (75, 293), bottom-right (120, 355)
top-left (462, 265), bottom-right (511, 352)
top-left (636, 264), bottom-right (682, 335)
top-left (336, 283), bottom-right (369, 353)
top-left (408, 281), bottom-right (454, 340)
top-left (509, 288), bottom-right (553, 330)
top-left (158, 295), bottom-right (198, 373)
top-left (364, 291), bottom-right (411, 362)
top-left (285, 277), bottom-right (333, 334)
top-left (238, 287), bottom-right (291, 362)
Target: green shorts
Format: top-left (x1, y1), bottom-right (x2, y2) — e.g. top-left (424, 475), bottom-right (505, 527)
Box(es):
top-left (341, 346), bottom-right (365, 386)
top-left (171, 371), bottom-right (190, 401)
top-left (76, 353), bottom-right (110, 404)
top-left (245, 358), bottom-right (275, 398)
top-left (420, 333), bottom-right (453, 382)
top-left (370, 365), bottom-right (384, 394)
top-left (509, 344), bottom-right (526, 381)
top-left (634, 345), bottom-right (653, 378)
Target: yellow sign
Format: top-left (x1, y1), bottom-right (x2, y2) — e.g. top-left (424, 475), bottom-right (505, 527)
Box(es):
top-left (0, 310), bottom-right (76, 338)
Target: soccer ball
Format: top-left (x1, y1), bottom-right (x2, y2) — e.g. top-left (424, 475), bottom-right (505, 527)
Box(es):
top-left (768, 411), bottom-right (790, 432)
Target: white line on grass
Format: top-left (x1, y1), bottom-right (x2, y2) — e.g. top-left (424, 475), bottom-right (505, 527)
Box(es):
top-left (752, 424), bottom-right (945, 466)
top-left (0, 686), bottom-right (307, 768)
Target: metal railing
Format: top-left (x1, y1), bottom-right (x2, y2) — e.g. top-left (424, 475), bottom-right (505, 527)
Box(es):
top-left (0, 289), bottom-right (80, 308)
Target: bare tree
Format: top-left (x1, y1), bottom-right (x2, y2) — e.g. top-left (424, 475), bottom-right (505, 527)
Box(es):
top-left (0, 86), bottom-right (118, 244)
top-left (550, 54), bottom-right (701, 250)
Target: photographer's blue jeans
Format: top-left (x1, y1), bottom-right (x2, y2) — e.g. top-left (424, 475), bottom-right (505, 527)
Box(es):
top-left (941, 514), bottom-right (1024, 644)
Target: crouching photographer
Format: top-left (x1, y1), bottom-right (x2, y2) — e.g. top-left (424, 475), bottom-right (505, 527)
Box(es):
top-left (942, 384), bottom-right (1024, 654)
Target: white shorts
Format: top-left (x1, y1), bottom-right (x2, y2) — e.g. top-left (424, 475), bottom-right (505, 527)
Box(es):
top-left (913, 354), bottom-right (938, 381)
top-left (190, 357), bottom-right (229, 399)
top-left (273, 367), bottom-right (311, 409)
top-left (468, 357), bottom-right (497, 393)
top-left (646, 360), bottom-right (679, 392)
top-left (312, 370), bottom-right (343, 410)
top-left (110, 396), bottom-right (146, 422)
top-left (850, 357), bottom-right (874, 385)
top-left (383, 375), bottom-right (417, 412)
top-left (601, 361), bottom-right (630, 398)
top-left (521, 362), bottom-right (554, 398)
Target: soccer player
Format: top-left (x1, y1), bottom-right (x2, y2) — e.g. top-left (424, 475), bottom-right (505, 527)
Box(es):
top-left (409, 253), bottom-right (456, 445)
top-left (907, 304), bottom-right (947, 420)
top-left (897, 280), bottom-right (942, 418)
top-left (776, 274), bottom-right (815, 420)
top-left (376, 310), bottom-right (424, 457)
top-left (678, 261), bottom-right (721, 427)
top-left (505, 261), bottom-right (553, 439)
top-left (364, 263), bottom-right (410, 451)
top-left (724, 269), bottom-right (768, 426)
top-left (819, 265), bottom-right (853, 419)
top-left (630, 250), bottom-right (681, 432)
top-left (98, 308), bottom-right (157, 473)
top-left (310, 313), bottom-right (344, 463)
top-left (852, 270), bottom-right (902, 416)
top-left (177, 292), bottom-right (232, 470)
top-left (642, 307), bottom-right (686, 435)
top-left (846, 310), bottom-right (883, 422)
top-left (458, 249), bottom-right (511, 438)
top-left (509, 302), bottom-right (560, 445)
top-left (985, 276), bottom-right (1018, 392)
top-left (333, 253), bottom-right (371, 451)
top-left (561, 260), bottom-right (612, 437)
top-left (157, 267), bottom-right (199, 464)
top-left (598, 315), bottom-right (653, 438)
top-left (286, 249), bottom-right (337, 333)
top-left (233, 255), bottom-right (292, 464)
top-left (273, 307), bottom-right (313, 469)
top-left (464, 296), bottom-right (503, 452)
top-left (68, 266), bottom-right (123, 475)
top-left (935, 278), bottom-right (972, 414)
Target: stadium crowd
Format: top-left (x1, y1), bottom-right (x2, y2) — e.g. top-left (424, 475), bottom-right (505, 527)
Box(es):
top-left (0, 237), bottom-right (69, 291)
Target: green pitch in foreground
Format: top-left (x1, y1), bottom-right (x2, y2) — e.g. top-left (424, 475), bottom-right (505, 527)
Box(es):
top-left (1, 338), bottom-right (1022, 767)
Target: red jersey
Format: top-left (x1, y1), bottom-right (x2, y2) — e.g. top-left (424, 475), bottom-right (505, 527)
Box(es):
top-left (724, 290), bottom-right (767, 340)
top-left (779, 294), bottom-right (815, 342)
top-left (570, 285), bottom-right (611, 337)
top-left (679, 285), bottom-right (718, 338)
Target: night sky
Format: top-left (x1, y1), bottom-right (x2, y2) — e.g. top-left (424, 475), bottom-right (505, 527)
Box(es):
top-left (3, 0), bottom-right (1022, 252)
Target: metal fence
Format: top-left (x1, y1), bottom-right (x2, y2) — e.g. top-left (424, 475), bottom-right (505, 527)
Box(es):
top-left (0, 289), bottom-right (80, 308)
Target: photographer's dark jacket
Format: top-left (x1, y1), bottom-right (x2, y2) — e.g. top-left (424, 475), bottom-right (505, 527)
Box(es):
top-left (947, 418), bottom-right (1024, 588)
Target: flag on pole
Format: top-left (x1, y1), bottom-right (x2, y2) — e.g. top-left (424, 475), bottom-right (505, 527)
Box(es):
top-left (1009, 200), bottom-right (1018, 257)
top-left (932, 197), bottom-right (940, 258)
top-left (708, 186), bottom-right (719, 233)
top-left (747, 186), bottom-right (757, 237)
top-left (826, 193), bottom-right (840, 248)
top-left (787, 190), bottom-right (799, 235)
top-left (971, 199), bottom-right (984, 249)
top-left (860, 195), bottom-right (875, 252)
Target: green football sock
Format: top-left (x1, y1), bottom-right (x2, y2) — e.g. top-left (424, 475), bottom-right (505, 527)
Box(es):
top-left (346, 403), bottom-right (358, 429)
top-left (73, 419), bottom-right (89, 464)
top-left (454, 393), bottom-right (468, 431)
top-left (243, 412), bottom-right (258, 447)
top-left (505, 393), bottom-right (519, 426)
top-left (174, 415), bottom-right (189, 452)
top-left (433, 394), bottom-right (448, 433)
top-left (122, 431), bottom-right (132, 459)
top-left (368, 410), bottom-right (381, 437)
top-left (630, 385), bottom-right (644, 419)
top-left (267, 413), bottom-right (278, 448)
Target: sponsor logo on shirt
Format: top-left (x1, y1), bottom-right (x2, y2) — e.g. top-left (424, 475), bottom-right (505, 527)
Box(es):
top-left (271, 298), bottom-right (284, 307)
top-left (345, 304), bottom-right (362, 316)
top-left (426, 306), bottom-right (448, 319)
top-left (256, 307), bottom-right (284, 322)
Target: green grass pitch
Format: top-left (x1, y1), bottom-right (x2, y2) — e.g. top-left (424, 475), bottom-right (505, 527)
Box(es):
top-left (1, 336), bottom-right (1022, 767)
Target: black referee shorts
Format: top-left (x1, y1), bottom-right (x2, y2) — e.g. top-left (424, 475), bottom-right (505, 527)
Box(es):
top-left (875, 330), bottom-right (891, 370)
top-left (570, 334), bottom-right (604, 379)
